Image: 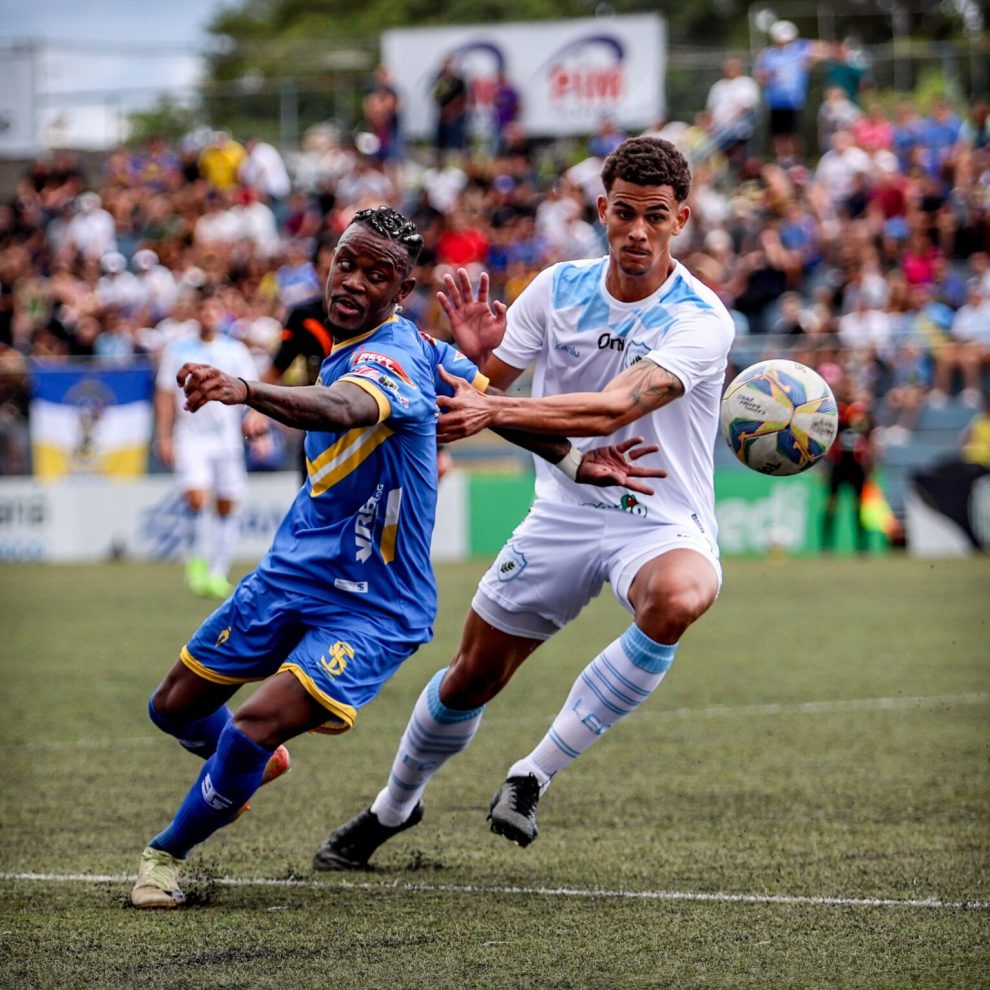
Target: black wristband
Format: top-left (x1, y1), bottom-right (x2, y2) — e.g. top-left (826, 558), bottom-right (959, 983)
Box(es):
top-left (238, 377), bottom-right (252, 404)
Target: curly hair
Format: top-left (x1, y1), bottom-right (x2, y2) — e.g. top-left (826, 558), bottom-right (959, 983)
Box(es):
top-left (600, 137), bottom-right (692, 202)
top-left (350, 206), bottom-right (423, 274)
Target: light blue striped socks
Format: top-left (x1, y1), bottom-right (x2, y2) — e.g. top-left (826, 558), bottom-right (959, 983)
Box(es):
top-left (370, 668), bottom-right (485, 828)
top-left (507, 625), bottom-right (678, 792)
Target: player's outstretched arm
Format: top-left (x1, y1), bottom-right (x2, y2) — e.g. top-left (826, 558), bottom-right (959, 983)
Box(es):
top-left (437, 267), bottom-right (507, 367)
top-left (437, 359), bottom-right (685, 440)
top-left (177, 362), bottom-right (381, 432)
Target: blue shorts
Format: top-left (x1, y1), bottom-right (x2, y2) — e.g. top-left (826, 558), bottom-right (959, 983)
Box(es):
top-left (182, 571), bottom-right (425, 733)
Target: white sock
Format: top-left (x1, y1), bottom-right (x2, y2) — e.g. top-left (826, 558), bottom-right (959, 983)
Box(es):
top-left (370, 669), bottom-right (484, 827)
top-left (508, 625), bottom-right (678, 793)
top-left (188, 508), bottom-right (210, 562)
top-left (211, 512), bottom-right (239, 578)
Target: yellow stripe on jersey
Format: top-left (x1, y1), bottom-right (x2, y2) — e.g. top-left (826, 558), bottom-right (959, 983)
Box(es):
top-left (380, 487), bottom-right (402, 564)
top-left (278, 662), bottom-right (357, 734)
top-left (307, 423), bottom-right (393, 497)
top-left (337, 374), bottom-right (391, 423)
top-left (180, 646), bottom-right (264, 685)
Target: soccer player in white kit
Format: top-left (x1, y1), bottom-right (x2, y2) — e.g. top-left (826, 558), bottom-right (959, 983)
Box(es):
top-left (155, 292), bottom-right (257, 597)
top-left (313, 136), bottom-right (736, 867)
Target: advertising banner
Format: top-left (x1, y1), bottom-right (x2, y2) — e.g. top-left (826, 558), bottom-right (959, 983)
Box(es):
top-left (0, 471), bottom-right (468, 563)
top-left (382, 15), bottom-right (664, 140)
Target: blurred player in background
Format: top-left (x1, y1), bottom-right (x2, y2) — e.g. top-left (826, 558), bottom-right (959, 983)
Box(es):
top-left (155, 290), bottom-right (256, 597)
top-left (132, 206), bottom-right (660, 908)
top-left (313, 137), bottom-right (735, 869)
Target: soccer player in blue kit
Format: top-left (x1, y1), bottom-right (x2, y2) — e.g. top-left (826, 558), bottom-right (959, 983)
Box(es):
top-left (131, 206), bottom-right (662, 908)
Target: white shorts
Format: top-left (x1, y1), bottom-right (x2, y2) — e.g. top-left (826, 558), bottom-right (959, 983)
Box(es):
top-left (174, 436), bottom-right (247, 501)
top-left (473, 499), bottom-right (721, 641)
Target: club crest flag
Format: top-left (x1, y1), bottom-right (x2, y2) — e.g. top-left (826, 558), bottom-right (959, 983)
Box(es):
top-left (30, 362), bottom-right (155, 479)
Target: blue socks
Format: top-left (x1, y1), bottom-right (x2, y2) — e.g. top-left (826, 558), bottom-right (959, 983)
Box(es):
top-left (150, 723), bottom-right (273, 859)
top-left (148, 697), bottom-right (232, 758)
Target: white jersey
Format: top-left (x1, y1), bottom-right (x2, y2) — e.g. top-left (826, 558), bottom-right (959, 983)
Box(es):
top-left (157, 333), bottom-right (257, 449)
top-left (493, 257), bottom-right (735, 542)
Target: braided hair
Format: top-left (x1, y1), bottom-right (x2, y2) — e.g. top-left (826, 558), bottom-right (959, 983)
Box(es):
top-left (351, 206), bottom-right (423, 276)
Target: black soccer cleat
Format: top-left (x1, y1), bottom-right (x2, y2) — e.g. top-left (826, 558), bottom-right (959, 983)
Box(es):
top-left (312, 802), bottom-right (424, 871)
top-left (487, 774), bottom-right (540, 847)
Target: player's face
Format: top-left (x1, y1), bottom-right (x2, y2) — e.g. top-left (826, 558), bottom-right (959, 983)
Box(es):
top-left (325, 226), bottom-right (414, 337)
top-left (598, 179), bottom-right (689, 292)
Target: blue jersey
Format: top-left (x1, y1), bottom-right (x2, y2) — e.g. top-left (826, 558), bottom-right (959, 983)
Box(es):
top-left (256, 314), bottom-right (485, 642)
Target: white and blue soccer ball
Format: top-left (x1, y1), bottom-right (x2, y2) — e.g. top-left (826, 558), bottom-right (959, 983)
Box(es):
top-left (720, 359), bottom-right (838, 476)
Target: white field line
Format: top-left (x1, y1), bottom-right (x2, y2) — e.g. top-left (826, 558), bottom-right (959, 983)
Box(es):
top-left (12, 692), bottom-right (989, 752)
top-left (0, 871), bottom-right (986, 912)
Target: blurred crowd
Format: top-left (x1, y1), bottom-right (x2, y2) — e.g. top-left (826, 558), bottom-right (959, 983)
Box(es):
top-left (1, 37), bottom-right (989, 477)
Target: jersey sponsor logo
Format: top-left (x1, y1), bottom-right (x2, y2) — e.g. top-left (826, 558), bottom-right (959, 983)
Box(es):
top-left (355, 484), bottom-right (384, 562)
top-left (351, 367), bottom-right (410, 408)
top-left (597, 333), bottom-right (650, 367)
top-left (554, 341), bottom-right (580, 359)
top-left (580, 495), bottom-right (648, 517)
top-left (201, 773), bottom-right (233, 811)
top-left (352, 351), bottom-right (414, 386)
top-left (495, 543), bottom-right (527, 582)
top-left (320, 640), bottom-right (354, 678)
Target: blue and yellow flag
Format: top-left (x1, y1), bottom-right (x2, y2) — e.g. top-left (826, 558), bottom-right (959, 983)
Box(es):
top-left (29, 362), bottom-right (155, 479)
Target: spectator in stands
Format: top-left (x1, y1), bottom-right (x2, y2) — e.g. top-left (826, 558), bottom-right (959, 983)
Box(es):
top-left (932, 279), bottom-right (990, 407)
top-left (818, 85), bottom-right (862, 155)
top-left (65, 192), bottom-right (117, 262)
top-left (823, 37), bottom-right (870, 105)
top-left (588, 116), bottom-right (627, 160)
top-left (492, 70), bottom-right (522, 156)
top-left (852, 102), bottom-right (894, 156)
top-left (199, 131), bottom-right (247, 192)
top-left (361, 66), bottom-right (404, 179)
top-left (755, 20), bottom-right (829, 163)
top-left (238, 137), bottom-right (292, 219)
top-left (705, 58), bottom-right (760, 174)
top-left (814, 128), bottom-right (872, 212)
top-left (433, 57), bottom-right (468, 166)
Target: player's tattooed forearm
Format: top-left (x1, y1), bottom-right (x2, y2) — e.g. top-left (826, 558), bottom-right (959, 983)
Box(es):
top-left (626, 361), bottom-right (683, 409)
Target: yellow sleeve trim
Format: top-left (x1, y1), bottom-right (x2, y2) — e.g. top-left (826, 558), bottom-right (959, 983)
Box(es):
top-left (180, 646), bottom-right (264, 686)
top-left (338, 375), bottom-right (391, 423)
top-left (278, 662), bottom-right (357, 733)
top-left (471, 370), bottom-right (490, 393)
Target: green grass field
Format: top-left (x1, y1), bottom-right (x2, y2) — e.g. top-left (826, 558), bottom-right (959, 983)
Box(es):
top-left (0, 556), bottom-right (987, 989)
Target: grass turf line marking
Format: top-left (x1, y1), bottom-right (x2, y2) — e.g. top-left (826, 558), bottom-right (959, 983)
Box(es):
top-left (12, 692), bottom-right (989, 751)
top-left (1, 872), bottom-right (987, 912)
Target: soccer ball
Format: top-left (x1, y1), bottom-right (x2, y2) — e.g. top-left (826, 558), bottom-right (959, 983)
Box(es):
top-left (720, 359), bottom-right (838, 476)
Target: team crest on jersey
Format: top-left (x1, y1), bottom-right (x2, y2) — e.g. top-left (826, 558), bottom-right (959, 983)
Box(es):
top-left (353, 351), bottom-right (414, 386)
top-left (350, 366), bottom-right (410, 406)
top-left (495, 544), bottom-right (527, 582)
top-left (623, 340), bottom-right (651, 367)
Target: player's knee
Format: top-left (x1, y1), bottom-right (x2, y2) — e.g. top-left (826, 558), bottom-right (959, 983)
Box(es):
top-left (637, 585), bottom-right (712, 640)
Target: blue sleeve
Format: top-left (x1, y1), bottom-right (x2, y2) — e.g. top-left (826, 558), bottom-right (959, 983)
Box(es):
top-left (431, 337), bottom-right (488, 398)
top-left (338, 343), bottom-right (433, 427)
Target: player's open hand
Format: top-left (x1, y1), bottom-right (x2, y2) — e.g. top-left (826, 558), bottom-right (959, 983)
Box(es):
top-left (436, 364), bottom-right (494, 441)
top-left (177, 363), bottom-right (249, 412)
top-left (576, 437), bottom-right (666, 495)
top-left (437, 268), bottom-right (507, 365)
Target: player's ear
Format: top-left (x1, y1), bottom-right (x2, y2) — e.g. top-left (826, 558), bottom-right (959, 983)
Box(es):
top-left (673, 203), bottom-right (691, 235)
top-left (597, 194), bottom-right (608, 225)
top-left (395, 276), bottom-right (416, 306)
